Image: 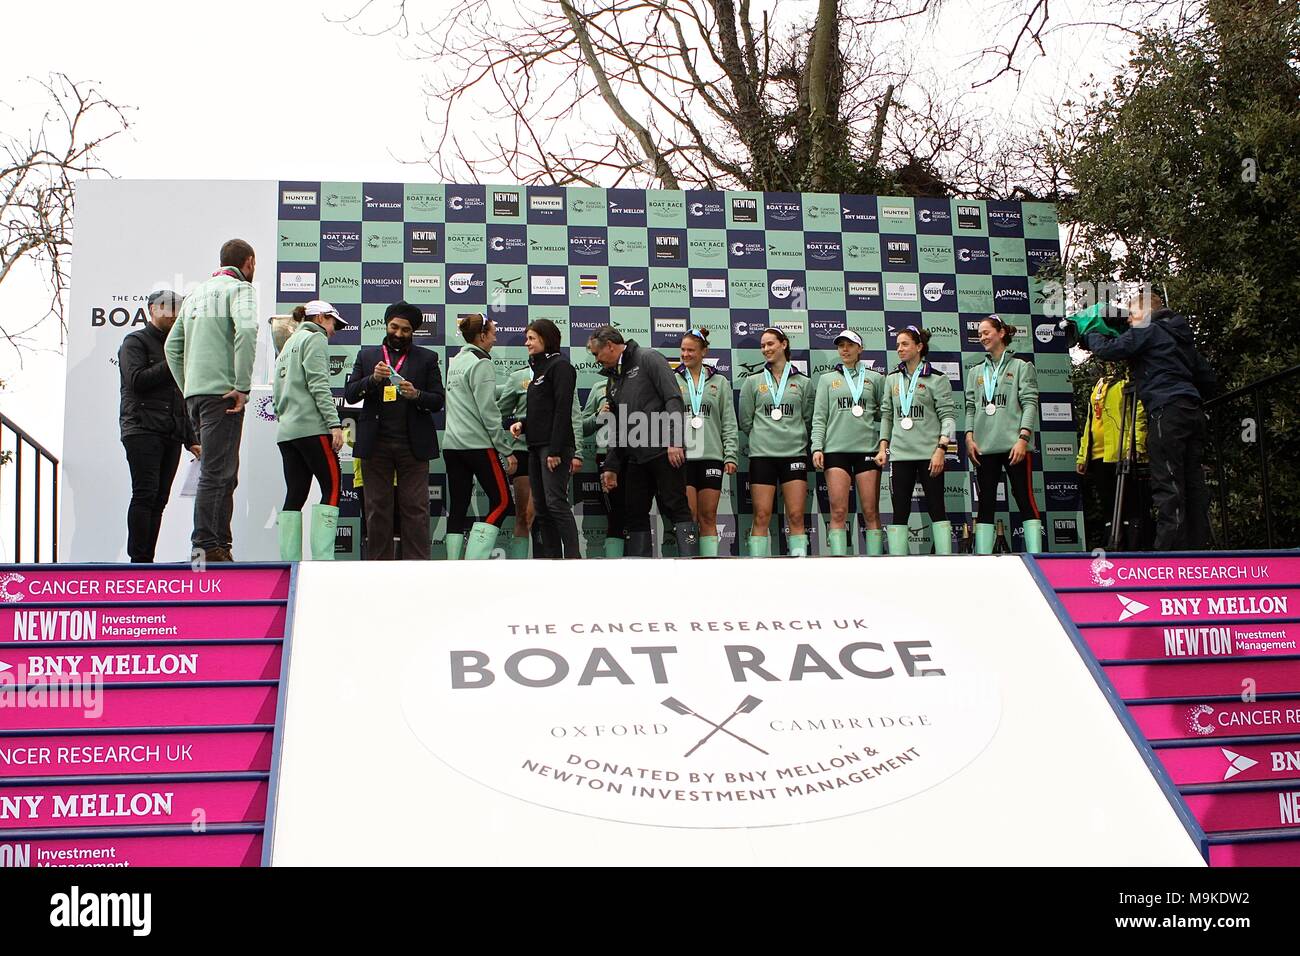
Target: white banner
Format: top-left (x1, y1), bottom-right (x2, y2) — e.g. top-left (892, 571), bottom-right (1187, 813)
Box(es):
top-left (63, 180), bottom-right (280, 561)
top-left (270, 557), bottom-right (1206, 865)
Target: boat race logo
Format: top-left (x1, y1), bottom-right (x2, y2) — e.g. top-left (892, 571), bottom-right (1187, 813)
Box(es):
top-left (401, 608), bottom-right (1001, 827)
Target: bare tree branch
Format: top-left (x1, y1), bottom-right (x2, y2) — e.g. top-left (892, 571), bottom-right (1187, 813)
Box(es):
top-left (1, 73), bottom-right (131, 368)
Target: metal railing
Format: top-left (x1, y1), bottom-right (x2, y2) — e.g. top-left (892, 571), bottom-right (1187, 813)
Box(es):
top-left (1205, 363), bottom-right (1300, 550)
top-left (0, 412), bottom-right (59, 562)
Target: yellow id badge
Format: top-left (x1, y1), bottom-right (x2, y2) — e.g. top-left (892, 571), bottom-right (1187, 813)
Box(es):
top-left (383, 385), bottom-right (398, 403)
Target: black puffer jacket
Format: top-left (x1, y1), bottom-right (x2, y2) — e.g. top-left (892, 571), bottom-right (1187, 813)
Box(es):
top-left (119, 323), bottom-right (197, 445)
top-left (1087, 309), bottom-right (1217, 414)
top-left (601, 339), bottom-right (686, 472)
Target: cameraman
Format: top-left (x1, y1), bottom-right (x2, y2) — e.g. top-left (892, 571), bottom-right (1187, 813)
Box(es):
top-left (1085, 289), bottom-right (1216, 550)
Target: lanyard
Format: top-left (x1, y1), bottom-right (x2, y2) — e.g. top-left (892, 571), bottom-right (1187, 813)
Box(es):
top-left (983, 351), bottom-right (1008, 404)
top-left (381, 345), bottom-right (407, 375)
top-left (842, 363), bottom-right (867, 406)
top-left (763, 363), bottom-right (791, 410)
top-left (684, 367), bottom-right (706, 416)
top-left (898, 364), bottom-right (923, 417)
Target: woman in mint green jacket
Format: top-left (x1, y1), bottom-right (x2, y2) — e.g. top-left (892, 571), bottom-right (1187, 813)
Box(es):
top-left (875, 325), bottom-right (956, 556)
top-left (964, 315), bottom-right (1042, 553)
top-left (677, 328), bottom-right (738, 557)
top-left (738, 328), bottom-right (815, 557)
top-left (812, 329), bottom-right (885, 556)
top-left (443, 313), bottom-right (518, 560)
top-left (272, 301), bottom-right (347, 561)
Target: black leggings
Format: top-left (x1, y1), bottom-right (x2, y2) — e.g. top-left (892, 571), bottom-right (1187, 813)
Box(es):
top-left (279, 435), bottom-right (340, 511)
top-left (975, 450), bottom-right (1040, 524)
top-left (889, 459), bottom-right (946, 523)
top-left (445, 448), bottom-right (514, 534)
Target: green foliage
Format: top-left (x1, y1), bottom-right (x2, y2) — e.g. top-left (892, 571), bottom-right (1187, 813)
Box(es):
top-left (1053, 1), bottom-right (1300, 547)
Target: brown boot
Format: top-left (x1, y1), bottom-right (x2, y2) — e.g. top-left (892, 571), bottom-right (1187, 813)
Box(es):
top-left (203, 547), bottom-right (234, 563)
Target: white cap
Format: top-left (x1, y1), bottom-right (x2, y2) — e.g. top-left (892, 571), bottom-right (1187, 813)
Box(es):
top-left (833, 329), bottom-right (863, 347)
top-left (304, 299), bottom-right (348, 326)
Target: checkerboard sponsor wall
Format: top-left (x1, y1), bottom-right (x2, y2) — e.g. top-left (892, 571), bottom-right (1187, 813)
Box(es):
top-left (276, 182), bottom-right (1085, 557)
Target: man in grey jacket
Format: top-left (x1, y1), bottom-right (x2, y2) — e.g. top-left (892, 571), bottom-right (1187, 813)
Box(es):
top-left (589, 326), bottom-right (697, 557)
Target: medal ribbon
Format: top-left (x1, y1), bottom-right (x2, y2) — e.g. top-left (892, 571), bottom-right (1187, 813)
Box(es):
top-left (763, 363), bottom-right (792, 414)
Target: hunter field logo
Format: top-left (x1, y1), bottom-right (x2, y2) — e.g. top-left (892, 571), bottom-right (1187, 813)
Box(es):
top-left (400, 590), bottom-right (1001, 827)
top-left (281, 189), bottom-right (316, 207)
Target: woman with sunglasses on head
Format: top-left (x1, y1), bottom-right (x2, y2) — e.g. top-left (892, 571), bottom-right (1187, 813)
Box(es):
top-left (443, 313), bottom-right (518, 560)
top-left (676, 328), bottom-right (738, 557)
top-left (812, 329), bottom-right (885, 556)
top-left (738, 327), bottom-right (814, 557)
top-left (964, 314), bottom-right (1043, 553)
top-left (875, 325), bottom-right (956, 555)
top-left (273, 300), bottom-right (347, 561)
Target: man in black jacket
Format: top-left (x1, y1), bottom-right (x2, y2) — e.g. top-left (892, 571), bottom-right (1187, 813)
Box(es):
top-left (590, 326), bottom-right (697, 557)
top-left (118, 289), bottom-right (201, 562)
top-left (344, 301), bottom-right (445, 560)
top-left (1087, 290), bottom-right (1217, 550)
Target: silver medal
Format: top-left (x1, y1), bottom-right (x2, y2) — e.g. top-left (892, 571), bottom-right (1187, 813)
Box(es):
top-left (899, 416), bottom-right (914, 430)
top-left (690, 415), bottom-right (704, 429)
top-left (851, 405), bottom-right (864, 418)
top-left (770, 408), bottom-right (783, 421)
top-left (985, 403), bottom-right (997, 416)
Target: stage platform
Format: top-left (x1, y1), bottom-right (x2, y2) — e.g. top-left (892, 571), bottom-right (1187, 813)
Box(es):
top-left (5, 551), bottom-right (1292, 866)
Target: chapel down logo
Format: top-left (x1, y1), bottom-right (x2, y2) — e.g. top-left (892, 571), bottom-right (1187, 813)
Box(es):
top-left (400, 608), bottom-right (1001, 828)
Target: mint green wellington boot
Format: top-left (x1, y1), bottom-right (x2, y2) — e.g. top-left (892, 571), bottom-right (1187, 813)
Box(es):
top-left (931, 520), bottom-right (954, 555)
top-left (464, 521), bottom-right (500, 559)
top-left (886, 525), bottom-right (911, 556)
top-left (1022, 519), bottom-right (1044, 554)
top-left (865, 528), bottom-right (885, 555)
top-left (445, 533), bottom-right (465, 561)
top-left (508, 535), bottom-right (530, 559)
top-left (699, 535), bottom-right (719, 557)
top-left (974, 523), bottom-right (995, 555)
top-left (748, 535), bottom-right (771, 558)
top-left (277, 510), bottom-right (303, 561)
top-left (787, 533), bottom-right (808, 557)
top-left (308, 505), bottom-right (338, 561)
top-left (828, 529), bottom-right (848, 556)
top-left (604, 537), bottom-right (625, 558)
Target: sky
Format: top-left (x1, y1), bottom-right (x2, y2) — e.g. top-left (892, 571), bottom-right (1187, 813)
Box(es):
top-left (0, 0), bottom-right (1141, 456)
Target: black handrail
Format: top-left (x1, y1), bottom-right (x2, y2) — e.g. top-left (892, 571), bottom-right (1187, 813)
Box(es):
top-left (0, 412), bottom-right (60, 562)
top-left (1203, 363), bottom-right (1300, 550)
top-left (1205, 363), bottom-right (1300, 409)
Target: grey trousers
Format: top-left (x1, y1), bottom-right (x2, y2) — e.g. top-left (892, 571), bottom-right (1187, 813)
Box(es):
top-left (186, 394), bottom-right (245, 552)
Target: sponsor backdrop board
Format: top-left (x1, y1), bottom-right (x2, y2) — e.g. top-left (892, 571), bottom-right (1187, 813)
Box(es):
top-left (1032, 551), bottom-right (1300, 866)
top-left (268, 558), bottom-right (1202, 865)
top-left (0, 564), bottom-right (292, 867)
top-left (63, 180), bottom-right (1083, 561)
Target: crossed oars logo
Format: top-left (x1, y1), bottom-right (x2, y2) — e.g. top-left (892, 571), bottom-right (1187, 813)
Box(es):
top-left (661, 695), bottom-right (768, 758)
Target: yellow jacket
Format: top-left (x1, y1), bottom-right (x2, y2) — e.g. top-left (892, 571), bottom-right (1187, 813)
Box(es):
top-left (1077, 376), bottom-right (1147, 465)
